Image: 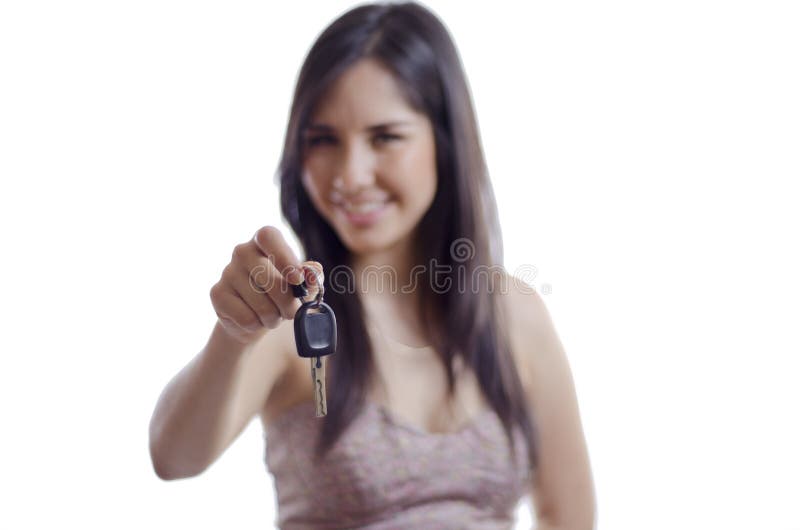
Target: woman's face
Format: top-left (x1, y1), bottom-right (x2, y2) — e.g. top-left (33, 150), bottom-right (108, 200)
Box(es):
top-left (300, 58), bottom-right (438, 257)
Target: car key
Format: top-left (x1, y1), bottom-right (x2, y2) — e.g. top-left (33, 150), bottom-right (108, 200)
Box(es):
top-left (292, 265), bottom-right (337, 417)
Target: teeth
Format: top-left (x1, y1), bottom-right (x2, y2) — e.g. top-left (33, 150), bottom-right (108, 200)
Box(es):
top-left (342, 201), bottom-right (387, 213)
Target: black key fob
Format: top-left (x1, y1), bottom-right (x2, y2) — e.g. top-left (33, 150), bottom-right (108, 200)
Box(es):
top-left (294, 300), bottom-right (337, 358)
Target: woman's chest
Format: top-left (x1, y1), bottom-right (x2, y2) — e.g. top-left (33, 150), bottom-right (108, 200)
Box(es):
top-left (262, 306), bottom-right (532, 434)
top-left (265, 343), bottom-right (488, 435)
top-left (367, 344), bottom-right (490, 435)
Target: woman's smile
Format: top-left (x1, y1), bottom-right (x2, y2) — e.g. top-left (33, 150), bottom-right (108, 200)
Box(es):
top-left (330, 188), bottom-right (396, 227)
top-left (334, 198), bottom-right (395, 227)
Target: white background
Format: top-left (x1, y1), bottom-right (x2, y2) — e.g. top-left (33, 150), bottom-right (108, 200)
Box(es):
top-left (1, 1), bottom-right (798, 529)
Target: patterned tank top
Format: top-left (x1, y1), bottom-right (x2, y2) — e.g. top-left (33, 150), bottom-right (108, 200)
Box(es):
top-left (263, 399), bottom-right (533, 529)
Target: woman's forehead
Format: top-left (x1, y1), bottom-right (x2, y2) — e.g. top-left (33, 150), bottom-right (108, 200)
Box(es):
top-left (309, 59), bottom-right (422, 127)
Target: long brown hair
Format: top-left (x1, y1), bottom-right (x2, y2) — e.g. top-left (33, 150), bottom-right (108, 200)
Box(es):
top-left (276, 1), bottom-right (539, 472)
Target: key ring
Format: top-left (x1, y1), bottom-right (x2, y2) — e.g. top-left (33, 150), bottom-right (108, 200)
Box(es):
top-left (292, 265), bottom-right (325, 308)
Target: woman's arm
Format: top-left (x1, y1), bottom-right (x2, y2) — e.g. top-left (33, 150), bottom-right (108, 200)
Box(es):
top-left (148, 318), bottom-right (293, 480)
top-left (506, 286), bottom-right (597, 530)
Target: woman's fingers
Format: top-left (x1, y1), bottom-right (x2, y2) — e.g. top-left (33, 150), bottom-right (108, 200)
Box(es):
top-left (210, 225), bottom-right (309, 344)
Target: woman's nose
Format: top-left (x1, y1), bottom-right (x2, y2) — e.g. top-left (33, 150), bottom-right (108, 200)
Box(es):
top-left (333, 142), bottom-right (375, 191)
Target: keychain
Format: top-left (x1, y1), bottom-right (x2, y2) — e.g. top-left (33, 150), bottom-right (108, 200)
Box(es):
top-left (292, 265), bottom-right (337, 417)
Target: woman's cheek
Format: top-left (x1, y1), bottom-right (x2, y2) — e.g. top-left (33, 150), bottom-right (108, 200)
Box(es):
top-left (301, 170), bottom-right (327, 211)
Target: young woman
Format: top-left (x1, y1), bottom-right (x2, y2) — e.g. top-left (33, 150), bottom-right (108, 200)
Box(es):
top-left (149, 2), bottom-right (596, 528)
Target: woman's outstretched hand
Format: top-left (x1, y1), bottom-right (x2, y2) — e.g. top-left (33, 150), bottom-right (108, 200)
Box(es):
top-left (209, 226), bottom-right (323, 346)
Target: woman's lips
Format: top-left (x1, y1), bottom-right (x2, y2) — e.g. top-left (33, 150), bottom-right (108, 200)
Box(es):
top-left (334, 199), bottom-right (393, 227)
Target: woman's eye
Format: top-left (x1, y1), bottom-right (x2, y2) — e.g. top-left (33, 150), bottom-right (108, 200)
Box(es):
top-left (374, 133), bottom-right (400, 144)
top-left (305, 133), bottom-right (400, 148)
top-left (306, 135), bottom-right (335, 147)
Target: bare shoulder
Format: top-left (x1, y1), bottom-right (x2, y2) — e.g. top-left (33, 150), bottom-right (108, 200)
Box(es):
top-left (497, 274), bottom-right (558, 383)
top-left (498, 272), bottom-right (596, 527)
top-left (497, 271), bottom-right (578, 422)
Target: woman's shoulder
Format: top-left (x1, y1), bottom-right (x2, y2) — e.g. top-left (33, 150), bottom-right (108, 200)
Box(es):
top-left (496, 273), bottom-right (558, 389)
top-left (498, 273), bottom-right (552, 335)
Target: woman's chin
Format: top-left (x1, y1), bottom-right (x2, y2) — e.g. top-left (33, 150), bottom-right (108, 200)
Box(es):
top-left (340, 230), bottom-right (397, 255)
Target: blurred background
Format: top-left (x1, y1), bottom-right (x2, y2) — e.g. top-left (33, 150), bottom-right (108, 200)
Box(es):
top-left (1, 1), bottom-right (798, 528)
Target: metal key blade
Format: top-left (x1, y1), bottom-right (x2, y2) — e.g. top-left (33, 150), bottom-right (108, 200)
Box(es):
top-left (310, 356), bottom-right (327, 417)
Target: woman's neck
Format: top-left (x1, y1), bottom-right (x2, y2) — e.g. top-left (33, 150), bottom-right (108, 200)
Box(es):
top-left (350, 237), bottom-right (420, 298)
